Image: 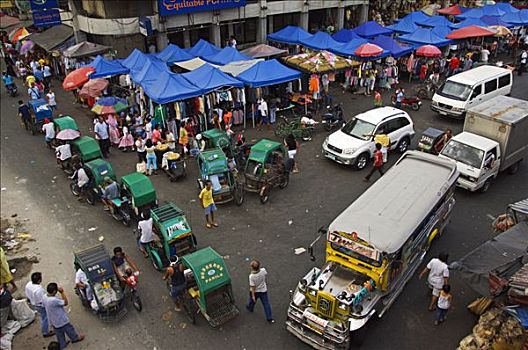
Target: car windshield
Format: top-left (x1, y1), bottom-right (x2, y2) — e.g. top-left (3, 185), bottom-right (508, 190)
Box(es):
top-left (341, 117), bottom-right (376, 140)
top-left (437, 81), bottom-right (472, 101)
top-left (441, 140), bottom-right (484, 169)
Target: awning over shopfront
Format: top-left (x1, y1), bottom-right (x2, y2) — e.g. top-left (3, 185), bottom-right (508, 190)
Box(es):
top-left (182, 64), bottom-right (243, 93)
top-left (237, 59), bottom-right (301, 88)
top-left (27, 24), bottom-right (73, 52)
top-left (240, 44), bottom-right (287, 58)
top-left (156, 44), bottom-right (194, 64)
top-left (88, 55), bottom-right (129, 79)
top-left (0, 14), bottom-right (20, 29)
top-left (63, 41), bottom-right (111, 58)
top-left (203, 46), bottom-right (251, 65)
top-left (353, 21), bottom-right (393, 38)
top-left (267, 25), bottom-right (312, 45)
top-left (299, 31), bottom-right (342, 51)
top-left (186, 39), bottom-right (221, 58)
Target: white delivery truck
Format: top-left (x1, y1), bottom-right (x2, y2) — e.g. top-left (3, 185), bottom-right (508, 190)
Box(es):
top-left (439, 96), bottom-right (528, 192)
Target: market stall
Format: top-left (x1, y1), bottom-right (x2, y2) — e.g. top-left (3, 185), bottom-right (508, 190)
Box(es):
top-left (331, 29), bottom-right (361, 43)
top-left (267, 25), bottom-right (312, 45)
top-left (186, 39), bottom-right (221, 58)
top-left (203, 46), bottom-right (251, 65)
top-left (299, 31), bottom-right (341, 51)
top-left (156, 43), bottom-right (194, 65)
top-left (240, 44), bottom-right (287, 59)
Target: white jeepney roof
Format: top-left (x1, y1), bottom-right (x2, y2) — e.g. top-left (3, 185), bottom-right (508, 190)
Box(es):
top-left (328, 151), bottom-right (458, 254)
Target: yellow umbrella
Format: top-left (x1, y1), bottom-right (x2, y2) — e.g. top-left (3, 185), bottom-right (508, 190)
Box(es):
top-left (489, 26), bottom-right (512, 37)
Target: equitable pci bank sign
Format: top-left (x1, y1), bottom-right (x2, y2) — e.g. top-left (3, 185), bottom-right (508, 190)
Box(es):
top-left (158, 0), bottom-right (246, 16)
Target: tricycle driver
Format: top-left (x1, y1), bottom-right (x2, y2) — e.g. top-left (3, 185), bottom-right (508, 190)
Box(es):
top-left (74, 263), bottom-right (93, 303)
top-left (101, 177), bottom-right (120, 212)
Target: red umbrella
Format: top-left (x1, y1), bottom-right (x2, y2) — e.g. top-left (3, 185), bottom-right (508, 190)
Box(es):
top-left (416, 45), bottom-right (442, 58)
top-left (446, 25), bottom-right (496, 40)
top-left (62, 67), bottom-right (95, 91)
top-left (438, 4), bottom-right (463, 16)
top-left (354, 43), bottom-right (384, 57)
top-left (79, 78), bottom-right (109, 98)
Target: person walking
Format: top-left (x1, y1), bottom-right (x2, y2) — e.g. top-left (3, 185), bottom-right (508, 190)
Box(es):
top-left (27, 82), bottom-right (41, 100)
top-left (25, 272), bottom-right (55, 338)
top-left (94, 116), bottom-right (110, 157)
top-left (199, 180), bottom-right (218, 229)
top-left (435, 284), bottom-right (452, 326)
top-left (373, 90), bottom-right (382, 107)
top-left (18, 100), bottom-right (31, 130)
top-left (284, 133), bottom-right (299, 173)
top-left (138, 211), bottom-right (156, 258)
top-left (46, 89), bottom-right (57, 111)
top-left (135, 136), bottom-right (146, 163)
top-left (145, 139), bottom-right (157, 176)
top-left (43, 282), bottom-right (85, 349)
top-left (162, 256), bottom-right (186, 312)
top-left (363, 143), bottom-right (384, 182)
top-left (519, 48), bottom-right (527, 76)
top-left (245, 260), bottom-right (274, 323)
top-left (419, 252), bottom-right (449, 311)
top-left (42, 118), bottom-right (55, 149)
top-left (0, 247), bottom-right (17, 290)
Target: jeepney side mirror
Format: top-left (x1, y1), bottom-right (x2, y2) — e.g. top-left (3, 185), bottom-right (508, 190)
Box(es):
top-left (309, 227), bottom-right (328, 261)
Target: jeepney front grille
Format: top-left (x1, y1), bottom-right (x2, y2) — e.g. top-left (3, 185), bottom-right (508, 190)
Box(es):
top-left (316, 293), bottom-right (336, 319)
top-left (438, 103), bottom-right (452, 110)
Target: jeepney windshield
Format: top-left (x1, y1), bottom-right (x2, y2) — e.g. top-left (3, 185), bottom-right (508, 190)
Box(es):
top-left (441, 139), bottom-right (484, 169)
top-left (328, 232), bottom-right (382, 267)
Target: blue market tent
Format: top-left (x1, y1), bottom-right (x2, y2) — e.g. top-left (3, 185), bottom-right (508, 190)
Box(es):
top-left (481, 15), bottom-right (511, 27)
top-left (371, 35), bottom-right (413, 58)
top-left (142, 73), bottom-right (203, 104)
top-left (121, 48), bottom-right (149, 71)
top-left (332, 28), bottom-right (361, 43)
top-left (237, 59), bottom-right (301, 88)
top-left (495, 3), bottom-right (520, 14)
top-left (399, 11), bottom-right (431, 24)
top-left (267, 25), bottom-right (312, 44)
top-left (432, 25), bottom-right (452, 39)
top-left (501, 9), bottom-right (528, 26)
top-left (88, 55), bottom-right (129, 79)
top-left (457, 5), bottom-right (505, 20)
top-left (299, 31), bottom-right (341, 50)
top-left (398, 27), bottom-right (452, 47)
top-left (203, 46), bottom-right (251, 65)
top-left (353, 21), bottom-right (393, 38)
top-left (157, 44), bottom-right (194, 64)
top-left (130, 57), bottom-right (170, 86)
top-left (450, 17), bottom-right (488, 29)
top-left (182, 64), bottom-right (243, 93)
top-left (330, 38), bottom-right (368, 56)
top-left (416, 15), bottom-right (452, 28)
top-left (387, 18), bottom-right (419, 34)
top-left (186, 39), bottom-right (221, 58)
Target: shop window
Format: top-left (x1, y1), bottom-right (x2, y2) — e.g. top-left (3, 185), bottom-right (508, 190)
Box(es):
top-left (273, 12), bottom-right (301, 32)
top-left (233, 18), bottom-right (257, 45)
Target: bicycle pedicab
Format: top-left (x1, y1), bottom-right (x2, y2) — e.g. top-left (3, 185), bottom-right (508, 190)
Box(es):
top-left (197, 149), bottom-right (243, 206)
top-left (143, 202), bottom-right (197, 271)
top-left (73, 244), bottom-right (127, 322)
top-left (71, 136), bottom-right (103, 163)
top-left (201, 128), bottom-right (233, 156)
top-left (28, 99), bottom-right (52, 135)
top-left (53, 115), bottom-right (79, 133)
top-left (179, 247), bottom-right (239, 327)
top-left (70, 158), bottom-right (117, 205)
top-left (116, 172), bottom-right (158, 226)
top-left (417, 127), bottom-right (447, 155)
top-left (243, 139), bottom-right (290, 204)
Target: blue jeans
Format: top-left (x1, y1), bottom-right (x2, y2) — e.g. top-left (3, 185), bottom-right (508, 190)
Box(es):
top-left (270, 108), bottom-right (276, 124)
top-left (246, 291), bottom-right (273, 321)
top-left (54, 322), bottom-right (80, 349)
top-left (436, 307), bottom-right (448, 322)
top-left (35, 305), bottom-right (50, 336)
top-left (146, 153), bottom-right (157, 170)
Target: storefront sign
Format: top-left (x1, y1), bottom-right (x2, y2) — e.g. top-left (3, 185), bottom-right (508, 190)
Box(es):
top-left (158, 0), bottom-right (246, 16)
top-left (29, 0), bottom-right (58, 11)
top-left (32, 9), bottom-right (62, 28)
top-left (139, 17), bottom-right (153, 37)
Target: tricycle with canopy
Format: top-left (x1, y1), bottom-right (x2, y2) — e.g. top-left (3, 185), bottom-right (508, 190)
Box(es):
top-left (71, 136), bottom-right (103, 163)
top-left (243, 139), bottom-right (290, 204)
top-left (53, 115), bottom-right (79, 132)
top-left (70, 158), bottom-right (117, 205)
top-left (143, 202), bottom-right (197, 271)
top-left (116, 172), bottom-right (158, 225)
top-left (28, 99), bottom-right (52, 135)
top-left (197, 149), bottom-right (243, 206)
top-left (201, 128), bottom-right (233, 156)
top-left (417, 127), bottom-right (447, 155)
top-left (73, 244), bottom-right (127, 322)
top-left (179, 247), bottom-right (239, 327)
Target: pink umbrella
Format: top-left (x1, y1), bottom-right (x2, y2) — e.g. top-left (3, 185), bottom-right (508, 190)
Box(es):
top-left (79, 78), bottom-right (109, 98)
top-left (56, 129), bottom-right (81, 141)
top-left (19, 40), bottom-right (34, 55)
top-left (416, 45), bottom-right (442, 58)
top-left (354, 43), bottom-right (384, 57)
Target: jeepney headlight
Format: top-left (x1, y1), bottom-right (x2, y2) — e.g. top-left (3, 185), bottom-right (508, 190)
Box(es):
top-left (293, 289), bottom-right (306, 307)
top-left (323, 137), bottom-right (329, 147)
top-left (469, 176), bottom-right (477, 182)
top-left (452, 107), bottom-right (464, 112)
top-left (310, 290), bottom-right (317, 297)
top-left (343, 148), bottom-right (357, 155)
top-left (431, 100), bottom-right (438, 106)
top-left (338, 303), bottom-right (348, 311)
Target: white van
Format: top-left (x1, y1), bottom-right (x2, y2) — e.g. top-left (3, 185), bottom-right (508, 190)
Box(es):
top-left (431, 65), bottom-right (512, 118)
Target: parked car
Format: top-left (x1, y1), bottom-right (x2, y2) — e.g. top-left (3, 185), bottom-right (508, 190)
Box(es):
top-left (322, 107), bottom-right (415, 170)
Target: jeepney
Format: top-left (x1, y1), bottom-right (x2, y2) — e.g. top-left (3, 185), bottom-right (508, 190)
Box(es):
top-left (286, 151), bottom-right (459, 349)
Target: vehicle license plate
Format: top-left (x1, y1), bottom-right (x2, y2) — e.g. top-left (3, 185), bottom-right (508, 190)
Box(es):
top-left (326, 153), bottom-right (335, 160)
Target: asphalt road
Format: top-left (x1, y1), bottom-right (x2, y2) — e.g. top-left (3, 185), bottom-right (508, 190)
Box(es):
top-left (1, 72), bottom-right (527, 350)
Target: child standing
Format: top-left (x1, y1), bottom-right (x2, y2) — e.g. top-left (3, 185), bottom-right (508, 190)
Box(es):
top-left (435, 284), bottom-right (452, 325)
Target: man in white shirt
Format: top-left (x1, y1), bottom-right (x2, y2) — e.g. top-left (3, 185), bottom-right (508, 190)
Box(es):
top-left (138, 212), bottom-right (156, 258)
top-left (55, 142), bottom-right (72, 162)
top-left (419, 253), bottom-right (449, 311)
top-left (480, 47), bottom-right (490, 63)
top-left (41, 118), bottom-right (55, 148)
top-left (46, 89), bottom-right (57, 110)
top-left (74, 265), bottom-right (93, 301)
top-left (246, 260), bottom-right (274, 323)
top-left (519, 49), bottom-right (527, 76)
top-left (25, 272), bottom-right (55, 337)
top-left (257, 98), bottom-right (269, 129)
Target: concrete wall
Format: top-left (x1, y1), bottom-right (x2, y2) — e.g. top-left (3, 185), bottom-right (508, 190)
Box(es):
top-left (88, 32), bottom-right (146, 58)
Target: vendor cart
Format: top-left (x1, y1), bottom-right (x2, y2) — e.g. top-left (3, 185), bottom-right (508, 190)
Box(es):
top-left (28, 99), bottom-right (52, 135)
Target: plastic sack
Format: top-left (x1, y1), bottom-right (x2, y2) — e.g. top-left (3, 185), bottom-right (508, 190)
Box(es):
top-left (10, 299), bottom-right (35, 328)
top-left (0, 332), bottom-right (13, 350)
top-left (136, 162), bottom-right (146, 174)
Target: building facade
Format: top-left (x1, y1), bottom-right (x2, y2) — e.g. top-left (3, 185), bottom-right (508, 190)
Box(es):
top-left (64, 0), bottom-right (369, 57)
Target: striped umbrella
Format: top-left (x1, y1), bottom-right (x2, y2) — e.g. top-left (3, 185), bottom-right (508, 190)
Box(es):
top-left (91, 96), bottom-right (128, 115)
top-left (8, 27), bottom-right (30, 43)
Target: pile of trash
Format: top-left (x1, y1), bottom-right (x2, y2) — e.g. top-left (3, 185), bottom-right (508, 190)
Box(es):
top-left (458, 308), bottom-right (526, 350)
top-left (1, 217), bottom-right (34, 253)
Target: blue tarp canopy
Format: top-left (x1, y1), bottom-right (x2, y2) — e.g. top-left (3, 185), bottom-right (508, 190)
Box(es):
top-left (237, 59), bottom-right (301, 88)
top-left (88, 55), bottom-right (129, 79)
top-left (495, 2), bottom-right (520, 14)
top-left (203, 46), bottom-right (251, 65)
top-left (450, 17), bottom-right (488, 29)
top-left (457, 5), bottom-right (506, 20)
top-left (157, 44), bottom-right (194, 64)
top-left (142, 73), bottom-right (203, 104)
top-left (432, 25), bottom-right (452, 39)
top-left (182, 64), bottom-right (243, 93)
top-left (416, 15), bottom-right (452, 28)
top-left (267, 25), bottom-right (312, 44)
top-left (330, 38), bottom-right (368, 56)
top-left (399, 11), bottom-right (431, 24)
top-left (387, 18), bottom-right (419, 34)
top-left (121, 48), bottom-right (149, 71)
top-left (353, 21), bottom-right (393, 38)
top-left (130, 57), bottom-right (170, 86)
top-left (186, 39), bottom-right (221, 58)
top-left (481, 15), bottom-right (512, 27)
top-left (299, 31), bottom-right (341, 50)
top-left (370, 35), bottom-right (413, 58)
top-left (332, 28), bottom-right (361, 43)
top-left (398, 27), bottom-right (452, 47)
top-left (501, 9), bottom-right (528, 26)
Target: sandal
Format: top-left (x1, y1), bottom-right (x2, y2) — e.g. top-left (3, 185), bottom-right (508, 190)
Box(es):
top-left (212, 223), bottom-right (219, 227)
top-left (206, 224), bottom-right (212, 229)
